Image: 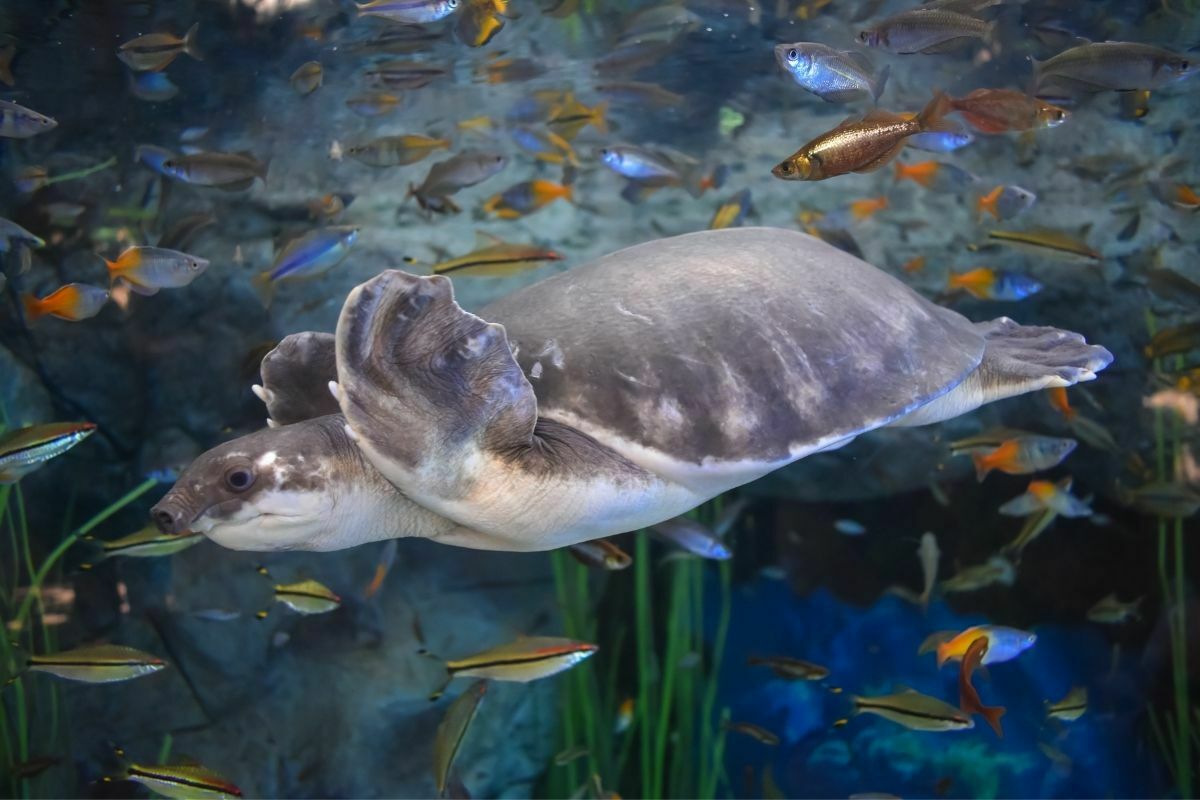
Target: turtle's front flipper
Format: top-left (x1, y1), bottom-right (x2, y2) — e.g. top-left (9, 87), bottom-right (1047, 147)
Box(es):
top-left (254, 332), bottom-right (340, 426)
top-left (335, 270), bottom-right (539, 499)
top-left (892, 317), bottom-right (1113, 427)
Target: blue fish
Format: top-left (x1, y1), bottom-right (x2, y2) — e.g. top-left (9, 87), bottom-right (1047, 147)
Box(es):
top-left (908, 126), bottom-right (975, 153)
top-left (774, 42), bottom-right (889, 104)
top-left (253, 226), bottom-right (359, 306)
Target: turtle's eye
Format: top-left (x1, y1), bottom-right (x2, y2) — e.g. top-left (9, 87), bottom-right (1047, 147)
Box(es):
top-left (225, 466), bottom-right (255, 492)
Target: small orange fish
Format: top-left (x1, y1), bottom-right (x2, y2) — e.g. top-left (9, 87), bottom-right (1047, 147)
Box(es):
top-left (482, 179), bottom-right (573, 219)
top-left (976, 185), bottom-right (1004, 220)
top-left (894, 160), bottom-right (940, 187)
top-left (970, 435), bottom-right (1076, 481)
top-left (849, 195), bottom-right (888, 221)
top-left (949, 89), bottom-right (1068, 134)
top-left (947, 267), bottom-right (996, 298)
top-left (1175, 184), bottom-right (1200, 211)
top-left (22, 283), bottom-right (110, 322)
top-left (936, 625), bottom-right (1036, 668)
top-left (1047, 387), bottom-right (1076, 421)
top-left (614, 696), bottom-right (634, 733)
top-left (901, 255), bottom-right (925, 274)
top-left (958, 636), bottom-right (1004, 737)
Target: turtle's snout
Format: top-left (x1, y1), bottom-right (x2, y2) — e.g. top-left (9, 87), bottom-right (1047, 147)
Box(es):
top-left (150, 495), bottom-right (193, 535)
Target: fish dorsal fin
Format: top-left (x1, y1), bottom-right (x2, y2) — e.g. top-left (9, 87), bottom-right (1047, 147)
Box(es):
top-left (473, 230), bottom-right (505, 249)
top-left (842, 49), bottom-right (876, 74)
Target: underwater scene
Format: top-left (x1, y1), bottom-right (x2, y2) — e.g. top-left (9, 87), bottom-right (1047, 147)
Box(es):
top-left (0, 0), bottom-right (1198, 797)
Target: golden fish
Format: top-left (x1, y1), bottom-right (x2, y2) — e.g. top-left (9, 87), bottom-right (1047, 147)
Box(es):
top-left (432, 680), bottom-right (487, 797)
top-left (1145, 321), bottom-right (1200, 360)
top-left (848, 688), bottom-right (973, 731)
top-left (439, 636), bottom-right (597, 692)
top-left (257, 567), bottom-right (342, 616)
top-left (114, 750), bottom-right (242, 800)
top-left (984, 229), bottom-right (1100, 263)
top-left (772, 92), bottom-right (951, 181)
top-left (21, 643), bottom-right (166, 683)
top-left (83, 525), bottom-right (203, 565)
top-left (430, 234), bottom-right (563, 277)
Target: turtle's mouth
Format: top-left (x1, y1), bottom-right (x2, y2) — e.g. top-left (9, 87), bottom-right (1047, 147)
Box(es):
top-left (152, 490), bottom-right (334, 552)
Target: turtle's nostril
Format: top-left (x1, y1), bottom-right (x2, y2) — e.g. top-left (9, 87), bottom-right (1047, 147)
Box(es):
top-left (151, 505), bottom-right (183, 534)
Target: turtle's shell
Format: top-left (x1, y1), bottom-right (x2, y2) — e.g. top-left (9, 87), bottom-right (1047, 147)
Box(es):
top-left (481, 228), bottom-right (985, 474)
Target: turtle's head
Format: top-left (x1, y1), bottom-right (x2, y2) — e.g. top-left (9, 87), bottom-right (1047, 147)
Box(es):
top-left (151, 417), bottom-right (345, 551)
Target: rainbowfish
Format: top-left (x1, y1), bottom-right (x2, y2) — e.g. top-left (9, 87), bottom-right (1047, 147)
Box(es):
top-left (83, 526), bottom-right (203, 566)
top-left (0, 422), bottom-right (96, 484)
top-left (709, 189), bottom-right (753, 230)
top-left (366, 60), bottom-right (449, 90)
top-left (893, 160), bottom-right (978, 192)
top-left (117, 24), bottom-right (203, 72)
top-left (546, 94), bottom-right (608, 141)
top-left (772, 92), bottom-right (952, 181)
top-left (949, 89), bottom-right (1068, 134)
top-left (253, 226), bottom-right (358, 306)
top-left (409, 151), bottom-right (508, 214)
top-left (1145, 321), bottom-right (1200, 360)
top-left (106, 246), bottom-right (209, 295)
top-left (967, 435), bottom-right (1077, 481)
top-left (567, 538), bottom-right (632, 570)
top-left (364, 539), bottom-right (398, 599)
top-left (482, 180), bottom-right (572, 219)
top-left (596, 80), bottom-right (684, 108)
top-left (1032, 42), bottom-right (1193, 94)
top-left (18, 643), bottom-right (166, 683)
top-left (858, 9), bottom-right (993, 55)
top-left (14, 166), bottom-right (49, 193)
top-left (129, 71), bottom-right (179, 102)
top-left (935, 625), bottom-right (1036, 668)
top-left (999, 479), bottom-right (1092, 518)
top-left (849, 195), bottom-right (889, 221)
top-left (1118, 481), bottom-right (1200, 517)
top-left (947, 268), bottom-right (1042, 301)
top-left (160, 151), bottom-right (268, 190)
top-left (614, 697), bottom-right (634, 733)
top-left (455, 0), bottom-right (506, 48)
top-left (847, 688), bottom-right (973, 731)
top-left (940, 556), bottom-right (1015, 594)
top-left (650, 516), bottom-right (732, 560)
top-left (348, 135), bottom-right (449, 167)
top-left (480, 57), bottom-right (546, 84)
top-left (977, 185), bottom-right (1037, 221)
top-left (1047, 387), bottom-right (1075, 421)
top-left (290, 61), bottom-right (323, 96)
top-left (510, 126), bottom-right (578, 166)
top-left (112, 749), bottom-right (242, 800)
top-left (901, 255), bottom-right (925, 274)
top-left (984, 229), bottom-right (1100, 263)
top-left (430, 233), bottom-right (562, 277)
top-left (909, 125), bottom-right (974, 153)
top-left (434, 636), bottom-right (597, 696)
top-left (747, 655), bottom-right (830, 681)
top-left (356, 0), bottom-right (460, 24)
top-left (346, 92), bottom-right (403, 117)
top-left (1087, 594), bottom-right (1141, 624)
top-left (432, 680), bottom-right (486, 797)
top-left (0, 100), bottom-right (56, 138)
top-left (958, 636), bottom-right (1004, 737)
top-left (1046, 686), bottom-right (1087, 721)
top-left (723, 721), bottom-right (780, 746)
top-left (257, 567), bottom-right (342, 616)
top-left (1004, 476), bottom-right (1073, 554)
top-left (774, 42), bottom-right (889, 104)
top-left (22, 284), bottom-right (110, 322)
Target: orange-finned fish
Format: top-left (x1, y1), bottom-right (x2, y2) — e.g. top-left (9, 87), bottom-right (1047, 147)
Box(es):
top-left (946, 267), bottom-right (1041, 301)
top-left (117, 24), bottom-right (203, 72)
top-left (958, 636), bottom-right (1005, 737)
top-left (614, 696), bottom-right (635, 733)
top-left (1047, 387), bottom-right (1076, 421)
top-left (723, 720), bottom-right (780, 746)
top-left (949, 89), bottom-right (1068, 134)
top-left (709, 188), bottom-right (753, 230)
top-left (456, 0), bottom-right (507, 48)
top-left (347, 134), bottom-right (450, 167)
top-left (0, 421), bottom-right (96, 484)
top-left (432, 680), bottom-right (487, 797)
top-left (568, 538), bottom-right (633, 570)
top-left (901, 255), bottom-right (925, 274)
top-left (999, 479), bottom-right (1092, 518)
top-left (976, 185), bottom-right (1038, 221)
top-left (968, 435), bottom-right (1077, 481)
top-left (17, 643), bottom-right (166, 683)
top-left (1173, 184), bottom-right (1200, 211)
top-left (22, 283), bottom-right (109, 322)
top-left (105, 246), bottom-right (210, 295)
top-left (482, 180), bottom-right (572, 219)
top-left (114, 749), bottom-right (242, 800)
top-left (364, 539), bottom-right (398, 598)
top-left (893, 160), bottom-right (977, 192)
top-left (546, 93), bottom-right (608, 140)
top-left (849, 195), bottom-right (888, 221)
top-left (935, 625), bottom-right (1036, 668)
top-left (481, 56), bottom-right (546, 84)
top-left (772, 92), bottom-right (952, 181)
top-left (747, 655), bottom-right (830, 681)
top-left (434, 636), bottom-right (597, 697)
top-left (430, 233), bottom-right (563, 276)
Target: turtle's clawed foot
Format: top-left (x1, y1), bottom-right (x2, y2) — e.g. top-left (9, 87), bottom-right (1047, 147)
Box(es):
top-left (977, 317), bottom-right (1113, 390)
top-left (258, 331), bottom-right (339, 426)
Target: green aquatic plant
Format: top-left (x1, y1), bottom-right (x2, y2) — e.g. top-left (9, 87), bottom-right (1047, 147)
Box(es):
top-left (1144, 309), bottom-right (1195, 797)
top-left (542, 499), bottom-right (734, 799)
top-left (0, 404), bottom-right (158, 798)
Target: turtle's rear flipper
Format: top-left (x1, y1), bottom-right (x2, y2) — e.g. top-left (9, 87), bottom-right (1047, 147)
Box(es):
top-left (254, 331), bottom-right (340, 427)
top-left (891, 317), bottom-right (1113, 427)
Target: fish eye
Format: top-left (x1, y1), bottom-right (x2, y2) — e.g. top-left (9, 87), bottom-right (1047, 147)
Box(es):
top-left (224, 465), bottom-right (255, 492)
top-left (787, 48), bottom-right (799, 62)
top-left (778, 162), bottom-right (793, 175)
top-left (448, 0), bottom-right (458, 5)
top-left (1181, 60), bottom-right (1190, 72)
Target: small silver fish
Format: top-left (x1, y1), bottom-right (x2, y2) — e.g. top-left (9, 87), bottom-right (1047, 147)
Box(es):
top-left (0, 217), bottom-right (45, 251)
top-left (650, 516), bottom-right (732, 560)
top-left (356, 0), bottom-right (460, 24)
top-left (161, 151), bottom-right (268, 190)
top-left (290, 61), bottom-right (323, 96)
top-left (0, 99), bottom-right (57, 139)
top-left (774, 42), bottom-right (889, 104)
top-left (409, 151), bottom-right (508, 213)
top-left (858, 10), bottom-right (993, 55)
top-left (1033, 42), bottom-right (1194, 93)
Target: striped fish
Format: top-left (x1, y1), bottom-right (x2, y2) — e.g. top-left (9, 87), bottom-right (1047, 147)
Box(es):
top-left (442, 636), bottom-right (597, 689)
top-left (0, 422), bottom-right (95, 484)
top-left (984, 229), bottom-right (1100, 263)
top-left (849, 688), bottom-right (973, 731)
top-left (122, 761), bottom-right (242, 799)
top-left (85, 525), bottom-right (203, 564)
top-left (256, 567), bottom-right (342, 616)
top-left (431, 234), bottom-right (562, 277)
top-left (22, 643), bottom-right (166, 683)
top-left (432, 680), bottom-right (487, 796)
top-left (1046, 686), bottom-right (1087, 721)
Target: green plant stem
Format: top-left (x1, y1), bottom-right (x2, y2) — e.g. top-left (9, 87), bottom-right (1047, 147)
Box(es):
top-left (551, 552), bottom-right (580, 794)
top-left (651, 564), bottom-right (687, 798)
top-left (634, 533), bottom-right (653, 799)
top-left (11, 478), bottom-right (157, 629)
top-left (43, 156), bottom-right (116, 187)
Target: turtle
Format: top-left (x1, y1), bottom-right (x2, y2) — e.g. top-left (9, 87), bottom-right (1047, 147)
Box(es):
top-left (151, 227), bottom-right (1112, 553)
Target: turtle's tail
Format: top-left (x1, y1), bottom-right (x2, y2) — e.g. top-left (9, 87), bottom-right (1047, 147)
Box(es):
top-left (889, 317), bottom-right (1113, 428)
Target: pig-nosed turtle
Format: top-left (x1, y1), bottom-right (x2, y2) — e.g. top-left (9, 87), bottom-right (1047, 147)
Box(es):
top-left (151, 228), bottom-right (1111, 552)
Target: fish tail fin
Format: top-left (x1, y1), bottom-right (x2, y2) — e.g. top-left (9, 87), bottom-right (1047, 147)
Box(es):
top-left (251, 271), bottom-right (275, 309)
top-left (183, 22), bottom-right (204, 62)
top-left (916, 90), bottom-right (953, 133)
top-left (871, 63), bottom-right (891, 104)
top-left (978, 186), bottom-right (1002, 220)
top-left (971, 451), bottom-right (994, 482)
top-left (982, 705), bottom-right (1006, 737)
top-left (20, 293), bottom-right (44, 323)
top-left (936, 643), bottom-right (952, 668)
top-left (591, 101), bottom-right (609, 135)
